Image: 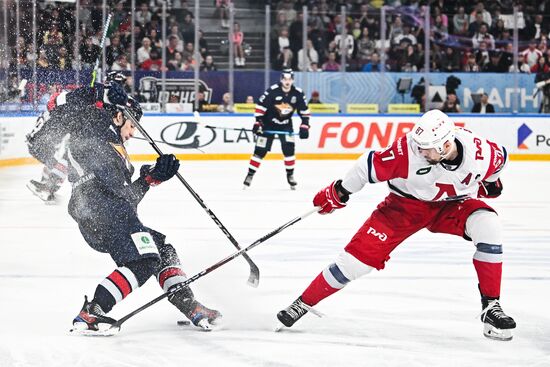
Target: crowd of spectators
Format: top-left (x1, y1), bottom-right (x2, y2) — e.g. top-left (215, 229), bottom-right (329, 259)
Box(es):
top-left (269, 0), bottom-right (550, 74)
top-left (4, 0), bottom-right (550, 76)
top-left (6, 0), bottom-right (216, 74)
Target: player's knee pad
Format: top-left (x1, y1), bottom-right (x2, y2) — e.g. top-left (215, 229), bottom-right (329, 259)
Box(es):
top-left (253, 147), bottom-right (268, 159)
top-left (466, 210), bottom-right (503, 263)
top-left (336, 251), bottom-right (374, 280)
top-left (465, 210), bottom-right (502, 246)
top-left (322, 251), bottom-right (374, 289)
top-left (281, 140), bottom-right (295, 157)
top-left (156, 243), bottom-right (188, 292)
top-left (125, 257), bottom-right (160, 286)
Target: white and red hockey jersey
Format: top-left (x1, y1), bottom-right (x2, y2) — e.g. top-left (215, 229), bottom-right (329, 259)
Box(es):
top-left (342, 128), bottom-right (507, 202)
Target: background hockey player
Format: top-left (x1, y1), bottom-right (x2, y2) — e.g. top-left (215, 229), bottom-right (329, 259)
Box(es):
top-left (67, 98), bottom-right (221, 334)
top-left (26, 72), bottom-right (128, 203)
top-left (277, 110), bottom-right (516, 341)
top-left (243, 69), bottom-right (310, 190)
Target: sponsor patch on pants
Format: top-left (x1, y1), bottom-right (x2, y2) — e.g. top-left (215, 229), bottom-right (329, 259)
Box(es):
top-left (131, 232), bottom-right (159, 255)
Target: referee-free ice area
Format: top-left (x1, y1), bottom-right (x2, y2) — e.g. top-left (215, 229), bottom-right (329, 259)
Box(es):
top-left (1, 160), bottom-right (549, 367)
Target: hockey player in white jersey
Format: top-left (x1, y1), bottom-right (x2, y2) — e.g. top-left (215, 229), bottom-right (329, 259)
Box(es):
top-left (277, 109), bottom-right (516, 341)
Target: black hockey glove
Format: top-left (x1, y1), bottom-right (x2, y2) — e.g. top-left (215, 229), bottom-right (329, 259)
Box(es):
top-left (140, 154), bottom-right (180, 186)
top-left (299, 124), bottom-right (310, 139)
top-left (96, 82), bottom-right (128, 107)
top-left (252, 120), bottom-right (264, 136)
top-left (478, 178), bottom-right (503, 198)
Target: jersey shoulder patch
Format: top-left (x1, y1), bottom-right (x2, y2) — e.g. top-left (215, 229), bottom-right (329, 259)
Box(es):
top-left (270, 84), bottom-right (279, 90)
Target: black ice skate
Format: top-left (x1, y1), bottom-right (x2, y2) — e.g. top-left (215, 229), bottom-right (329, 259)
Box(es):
top-left (71, 296), bottom-right (119, 336)
top-left (26, 179), bottom-right (56, 204)
top-left (286, 173), bottom-right (297, 190)
top-left (243, 173), bottom-right (254, 189)
top-left (183, 300), bottom-right (223, 331)
top-left (169, 288), bottom-right (222, 331)
top-left (276, 296), bottom-right (313, 329)
top-left (479, 296), bottom-right (516, 341)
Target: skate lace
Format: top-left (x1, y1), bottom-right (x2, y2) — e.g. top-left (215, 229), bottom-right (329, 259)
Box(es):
top-left (88, 302), bottom-right (106, 316)
top-left (286, 300), bottom-right (310, 319)
top-left (478, 300), bottom-right (506, 321)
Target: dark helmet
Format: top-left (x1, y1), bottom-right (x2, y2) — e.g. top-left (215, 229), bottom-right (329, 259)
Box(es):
top-left (106, 71), bottom-right (127, 85)
top-left (123, 96), bottom-right (143, 122)
top-left (281, 68), bottom-right (294, 80)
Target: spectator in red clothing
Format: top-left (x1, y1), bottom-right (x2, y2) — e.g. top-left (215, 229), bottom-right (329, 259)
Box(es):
top-left (141, 49), bottom-right (163, 71)
top-left (232, 22), bottom-right (245, 67)
top-left (531, 56), bottom-right (550, 74)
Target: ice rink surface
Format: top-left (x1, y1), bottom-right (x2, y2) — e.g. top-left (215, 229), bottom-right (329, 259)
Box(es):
top-left (1, 159), bottom-right (549, 367)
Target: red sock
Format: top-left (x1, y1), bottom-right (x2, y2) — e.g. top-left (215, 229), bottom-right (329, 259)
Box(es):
top-left (301, 272), bottom-right (342, 306)
top-left (473, 259), bottom-right (502, 298)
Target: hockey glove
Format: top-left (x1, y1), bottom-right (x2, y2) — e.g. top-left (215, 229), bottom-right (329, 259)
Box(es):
top-left (299, 124), bottom-right (310, 139)
top-left (98, 82), bottom-right (128, 107)
top-left (252, 120), bottom-right (264, 136)
top-left (140, 154), bottom-right (180, 186)
top-left (313, 180), bottom-right (350, 215)
top-left (478, 178), bottom-right (503, 198)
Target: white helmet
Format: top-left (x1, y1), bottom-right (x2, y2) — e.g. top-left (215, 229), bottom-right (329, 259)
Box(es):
top-left (412, 109), bottom-right (456, 155)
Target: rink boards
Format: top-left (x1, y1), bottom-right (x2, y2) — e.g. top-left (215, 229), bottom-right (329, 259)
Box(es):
top-left (1, 113), bottom-right (549, 166)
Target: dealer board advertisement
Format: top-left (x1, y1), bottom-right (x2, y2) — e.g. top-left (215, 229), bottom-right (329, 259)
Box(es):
top-left (1, 114), bottom-right (549, 165)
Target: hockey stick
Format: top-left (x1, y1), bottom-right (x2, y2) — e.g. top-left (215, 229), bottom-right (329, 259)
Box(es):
top-left (90, 12), bottom-right (113, 87)
top-left (132, 136), bottom-right (206, 153)
top-left (263, 130), bottom-right (298, 136)
top-left (123, 109), bottom-right (260, 287)
top-left (188, 121), bottom-right (253, 133)
top-left (112, 207), bottom-right (320, 330)
top-left (191, 112), bottom-right (297, 136)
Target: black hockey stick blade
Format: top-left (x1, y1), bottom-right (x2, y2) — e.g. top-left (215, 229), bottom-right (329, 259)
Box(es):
top-left (124, 108), bottom-right (261, 287)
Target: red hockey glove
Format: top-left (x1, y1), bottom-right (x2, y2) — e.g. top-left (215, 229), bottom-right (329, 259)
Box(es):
top-left (478, 178), bottom-right (503, 198)
top-left (313, 180), bottom-right (350, 214)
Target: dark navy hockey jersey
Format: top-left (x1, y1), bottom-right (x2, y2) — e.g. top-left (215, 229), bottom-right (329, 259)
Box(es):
top-left (254, 83), bottom-right (310, 131)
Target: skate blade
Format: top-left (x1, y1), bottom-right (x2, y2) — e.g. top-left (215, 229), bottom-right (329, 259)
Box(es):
top-left (273, 322), bottom-right (287, 332)
top-left (289, 186), bottom-right (296, 190)
top-left (483, 324), bottom-right (513, 341)
top-left (26, 182), bottom-right (56, 203)
top-left (70, 323), bottom-right (120, 337)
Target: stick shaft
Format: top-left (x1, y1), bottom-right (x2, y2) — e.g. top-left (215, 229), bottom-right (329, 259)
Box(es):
top-left (114, 207), bottom-right (318, 327)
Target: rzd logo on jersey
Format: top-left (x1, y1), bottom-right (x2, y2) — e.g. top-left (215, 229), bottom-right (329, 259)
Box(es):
top-left (367, 227), bottom-right (387, 242)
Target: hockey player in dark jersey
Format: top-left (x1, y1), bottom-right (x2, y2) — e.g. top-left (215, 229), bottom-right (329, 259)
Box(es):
top-left (243, 69), bottom-right (311, 190)
top-left (26, 72), bottom-right (128, 203)
top-left (68, 98), bottom-right (221, 334)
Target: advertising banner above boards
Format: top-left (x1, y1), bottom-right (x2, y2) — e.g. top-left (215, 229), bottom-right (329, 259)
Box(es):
top-left (1, 114), bottom-right (549, 166)
top-left (7, 70), bottom-right (546, 113)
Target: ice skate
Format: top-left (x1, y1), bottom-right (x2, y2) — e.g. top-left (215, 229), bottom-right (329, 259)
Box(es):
top-left (182, 299), bottom-right (223, 331)
top-left (243, 173), bottom-right (254, 189)
top-left (479, 297), bottom-right (516, 341)
top-left (70, 296), bottom-right (119, 336)
top-left (169, 287), bottom-right (222, 331)
top-left (26, 179), bottom-right (56, 204)
top-left (287, 173), bottom-right (297, 190)
top-left (275, 296), bottom-right (323, 331)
